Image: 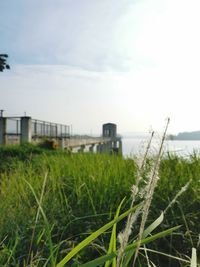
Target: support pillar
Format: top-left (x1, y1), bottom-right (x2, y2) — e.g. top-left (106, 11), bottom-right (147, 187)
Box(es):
top-left (78, 145), bottom-right (85, 153)
top-left (102, 142), bottom-right (111, 153)
top-left (20, 117), bottom-right (32, 144)
top-left (59, 138), bottom-right (65, 150)
top-left (113, 140), bottom-right (117, 149)
top-left (118, 140), bottom-right (122, 154)
top-left (107, 141), bottom-right (112, 153)
top-left (101, 143), bottom-right (106, 153)
top-left (97, 143), bottom-right (102, 153)
top-left (89, 144), bottom-right (95, 153)
top-left (0, 117), bottom-right (7, 145)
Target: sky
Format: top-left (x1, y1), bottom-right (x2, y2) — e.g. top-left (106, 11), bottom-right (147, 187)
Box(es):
top-left (1, 0), bottom-right (200, 135)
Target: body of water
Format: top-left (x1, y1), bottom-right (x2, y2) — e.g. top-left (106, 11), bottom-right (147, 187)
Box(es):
top-left (122, 136), bottom-right (200, 157)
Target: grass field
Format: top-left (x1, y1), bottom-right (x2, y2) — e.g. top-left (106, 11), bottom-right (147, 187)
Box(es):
top-left (0, 144), bottom-right (199, 266)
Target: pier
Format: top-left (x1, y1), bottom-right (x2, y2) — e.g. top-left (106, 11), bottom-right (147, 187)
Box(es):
top-left (0, 116), bottom-right (122, 154)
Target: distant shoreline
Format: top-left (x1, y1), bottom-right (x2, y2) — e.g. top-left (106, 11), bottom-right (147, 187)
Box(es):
top-left (168, 131), bottom-right (200, 141)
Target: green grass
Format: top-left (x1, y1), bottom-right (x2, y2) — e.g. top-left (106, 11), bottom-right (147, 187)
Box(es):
top-left (0, 145), bottom-right (199, 266)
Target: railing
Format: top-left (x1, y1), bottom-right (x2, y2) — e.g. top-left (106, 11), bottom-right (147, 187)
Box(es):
top-left (32, 119), bottom-right (70, 138)
top-left (1, 117), bottom-right (122, 153)
top-left (5, 117), bottom-right (21, 135)
top-left (4, 117), bottom-right (21, 144)
top-left (0, 116), bottom-right (71, 145)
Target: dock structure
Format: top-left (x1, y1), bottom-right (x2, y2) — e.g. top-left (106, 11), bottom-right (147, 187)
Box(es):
top-left (0, 116), bottom-right (122, 154)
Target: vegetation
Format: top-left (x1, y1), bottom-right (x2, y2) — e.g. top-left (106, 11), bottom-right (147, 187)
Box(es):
top-left (0, 54), bottom-right (10, 72)
top-left (0, 143), bottom-right (199, 266)
top-left (170, 131), bottom-right (200, 140)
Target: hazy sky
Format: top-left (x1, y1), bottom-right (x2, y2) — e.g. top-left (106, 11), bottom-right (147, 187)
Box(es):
top-left (1, 0), bottom-right (200, 134)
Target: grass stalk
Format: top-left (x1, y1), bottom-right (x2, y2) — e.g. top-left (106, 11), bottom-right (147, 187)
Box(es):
top-left (133, 118), bottom-right (170, 266)
top-left (56, 204), bottom-right (142, 267)
top-left (116, 131), bottom-right (154, 267)
top-left (24, 178), bottom-right (55, 267)
top-left (27, 172), bottom-right (48, 264)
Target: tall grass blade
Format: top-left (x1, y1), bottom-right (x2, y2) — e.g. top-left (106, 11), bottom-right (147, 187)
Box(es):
top-left (24, 178), bottom-right (55, 267)
top-left (122, 212), bottom-right (165, 267)
top-left (105, 197), bottom-right (126, 267)
top-left (126, 226), bottom-right (180, 250)
top-left (133, 118), bottom-right (170, 266)
top-left (116, 131), bottom-right (154, 267)
top-left (190, 248), bottom-right (197, 267)
top-left (27, 172), bottom-right (48, 264)
top-left (5, 235), bottom-right (19, 266)
top-left (139, 248), bottom-right (190, 264)
top-left (122, 226), bottom-right (180, 267)
top-left (56, 204), bottom-right (141, 267)
top-left (80, 252), bottom-right (117, 267)
top-left (79, 226), bottom-right (180, 267)
top-left (142, 212), bottom-right (164, 239)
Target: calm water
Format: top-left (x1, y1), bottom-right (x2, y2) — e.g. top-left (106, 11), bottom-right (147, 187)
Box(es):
top-left (122, 137), bottom-right (200, 158)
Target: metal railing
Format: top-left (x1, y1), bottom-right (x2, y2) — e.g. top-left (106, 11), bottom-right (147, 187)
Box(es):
top-left (4, 117), bottom-right (21, 144)
top-left (5, 117), bottom-right (21, 135)
top-left (32, 119), bottom-right (70, 138)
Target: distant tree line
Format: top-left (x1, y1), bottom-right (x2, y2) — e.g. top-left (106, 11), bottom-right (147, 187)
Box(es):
top-left (170, 131), bottom-right (200, 140)
top-left (0, 54), bottom-right (10, 72)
